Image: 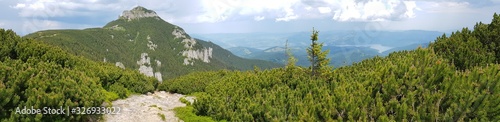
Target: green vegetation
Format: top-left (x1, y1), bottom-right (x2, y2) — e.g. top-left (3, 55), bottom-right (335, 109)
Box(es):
top-left (430, 13), bottom-right (500, 70)
top-left (24, 7), bottom-right (281, 80)
top-left (0, 29), bottom-right (156, 121)
top-left (307, 28), bottom-right (332, 77)
top-left (157, 71), bottom-right (230, 94)
top-left (173, 106), bottom-right (219, 122)
top-left (149, 104), bottom-right (163, 110)
top-left (167, 13), bottom-right (500, 121)
top-left (180, 97), bottom-right (191, 106)
top-left (157, 113), bottom-right (166, 121)
top-left (174, 95), bottom-right (220, 122)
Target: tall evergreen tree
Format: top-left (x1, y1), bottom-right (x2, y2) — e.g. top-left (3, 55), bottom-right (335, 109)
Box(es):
top-left (306, 28), bottom-right (331, 77)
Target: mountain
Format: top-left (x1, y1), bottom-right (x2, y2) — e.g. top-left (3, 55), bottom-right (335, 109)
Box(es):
top-left (381, 42), bottom-right (430, 55)
top-left (190, 33), bottom-right (294, 49)
top-left (230, 43), bottom-right (426, 67)
top-left (225, 44), bottom-right (380, 67)
top-left (24, 6), bottom-right (281, 81)
top-left (192, 30), bottom-right (443, 67)
top-left (239, 45), bottom-right (380, 67)
top-left (192, 30), bottom-right (443, 50)
top-left (196, 39), bottom-right (281, 70)
top-left (227, 46), bottom-right (262, 58)
top-left (325, 45), bottom-right (380, 66)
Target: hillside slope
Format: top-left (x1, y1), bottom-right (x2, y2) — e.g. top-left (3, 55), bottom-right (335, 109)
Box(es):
top-left (24, 6), bottom-right (281, 81)
top-left (0, 29), bottom-right (156, 121)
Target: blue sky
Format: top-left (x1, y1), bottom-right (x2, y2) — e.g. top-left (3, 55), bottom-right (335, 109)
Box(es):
top-left (0, 0), bottom-right (499, 35)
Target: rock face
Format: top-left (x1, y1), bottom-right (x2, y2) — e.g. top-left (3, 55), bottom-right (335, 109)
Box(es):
top-left (120, 6), bottom-right (159, 21)
top-left (136, 53), bottom-right (163, 82)
top-left (182, 47), bottom-right (213, 65)
top-left (115, 62), bottom-right (125, 69)
top-left (146, 35), bottom-right (157, 50)
top-left (172, 26), bottom-right (213, 65)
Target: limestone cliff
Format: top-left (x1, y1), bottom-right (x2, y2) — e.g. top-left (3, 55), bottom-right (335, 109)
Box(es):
top-left (120, 6), bottom-right (159, 21)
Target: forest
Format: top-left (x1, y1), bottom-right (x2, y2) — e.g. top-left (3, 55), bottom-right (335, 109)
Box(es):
top-left (161, 13), bottom-right (500, 121)
top-left (0, 29), bottom-right (157, 121)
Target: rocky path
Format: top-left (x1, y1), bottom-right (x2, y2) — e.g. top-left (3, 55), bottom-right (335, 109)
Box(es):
top-left (103, 91), bottom-right (191, 122)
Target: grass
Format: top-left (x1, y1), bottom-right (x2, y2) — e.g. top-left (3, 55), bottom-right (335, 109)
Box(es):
top-left (173, 106), bottom-right (221, 122)
top-left (173, 93), bottom-right (223, 122)
top-left (179, 97), bottom-right (191, 106)
top-left (149, 104), bottom-right (163, 110)
top-left (157, 113), bottom-right (166, 121)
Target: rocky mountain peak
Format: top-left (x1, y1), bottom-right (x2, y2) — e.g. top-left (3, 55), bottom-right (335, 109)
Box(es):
top-left (120, 6), bottom-right (159, 21)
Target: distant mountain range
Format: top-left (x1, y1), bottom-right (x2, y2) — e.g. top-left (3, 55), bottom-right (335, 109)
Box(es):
top-left (196, 30), bottom-right (443, 67)
top-left (23, 6), bottom-right (443, 76)
top-left (24, 6), bottom-right (281, 81)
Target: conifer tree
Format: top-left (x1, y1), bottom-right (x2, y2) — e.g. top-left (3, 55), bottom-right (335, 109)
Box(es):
top-left (285, 40), bottom-right (297, 68)
top-left (306, 28), bottom-right (331, 77)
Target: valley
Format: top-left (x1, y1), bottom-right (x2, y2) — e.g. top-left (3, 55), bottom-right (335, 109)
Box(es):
top-left (194, 30), bottom-right (441, 67)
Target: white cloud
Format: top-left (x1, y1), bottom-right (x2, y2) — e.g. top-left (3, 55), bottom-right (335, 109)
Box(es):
top-left (6, 0), bottom-right (497, 35)
top-left (9, 0), bottom-right (424, 24)
top-left (276, 7), bottom-right (299, 22)
top-left (22, 19), bottom-right (62, 33)
top-left (197, 0), bottom-right (237, 23)
top-left (317, 7), bottom-right (331, 14)
top-left (12, 1), bottom-right (64, 17)
top-left (254, 16), bottom-right (265, 21)
top-left (238, 0), bottom-right (301, 15)
top-left (403, 1), bottom-right (418, 18)
top-left (331, 0), bottom-right (418, 21)
top-left (420, 1), bottom-right (471, 13)
top-left (197, 0), bottom-right (302, 23)
top-left (11, 0), bottom-right (133, 17)
top-left (13, 3), bottom-right (26, 9)
top-left (305, 6), bottom-right (313, 11)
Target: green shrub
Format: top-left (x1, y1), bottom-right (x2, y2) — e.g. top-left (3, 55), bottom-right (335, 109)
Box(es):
top-left (179, 97), bottom-right (191, 106)
top-left (108, 83), bottom-right (130, 98)
top-left (102, 89), bottom-right (120, 101)
top-left (0, 29), bottom-right (157, 121)
top-left (174, 106), bottom-right (218, 122)
top-left (189, 48), bottom-right (500, 121)
top-left (158, 70), bottom-right (229, 94)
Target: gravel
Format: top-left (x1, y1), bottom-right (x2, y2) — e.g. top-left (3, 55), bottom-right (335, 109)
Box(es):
top-left (103, 91), bottom-right (188, 122)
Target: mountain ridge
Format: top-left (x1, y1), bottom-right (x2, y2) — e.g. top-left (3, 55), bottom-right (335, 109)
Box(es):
top-left (24, 6), bottom-right (281, 81)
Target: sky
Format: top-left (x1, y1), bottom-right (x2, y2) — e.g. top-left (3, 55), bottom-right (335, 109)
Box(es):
top-left (0, 0), bottom-right (499, 35)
